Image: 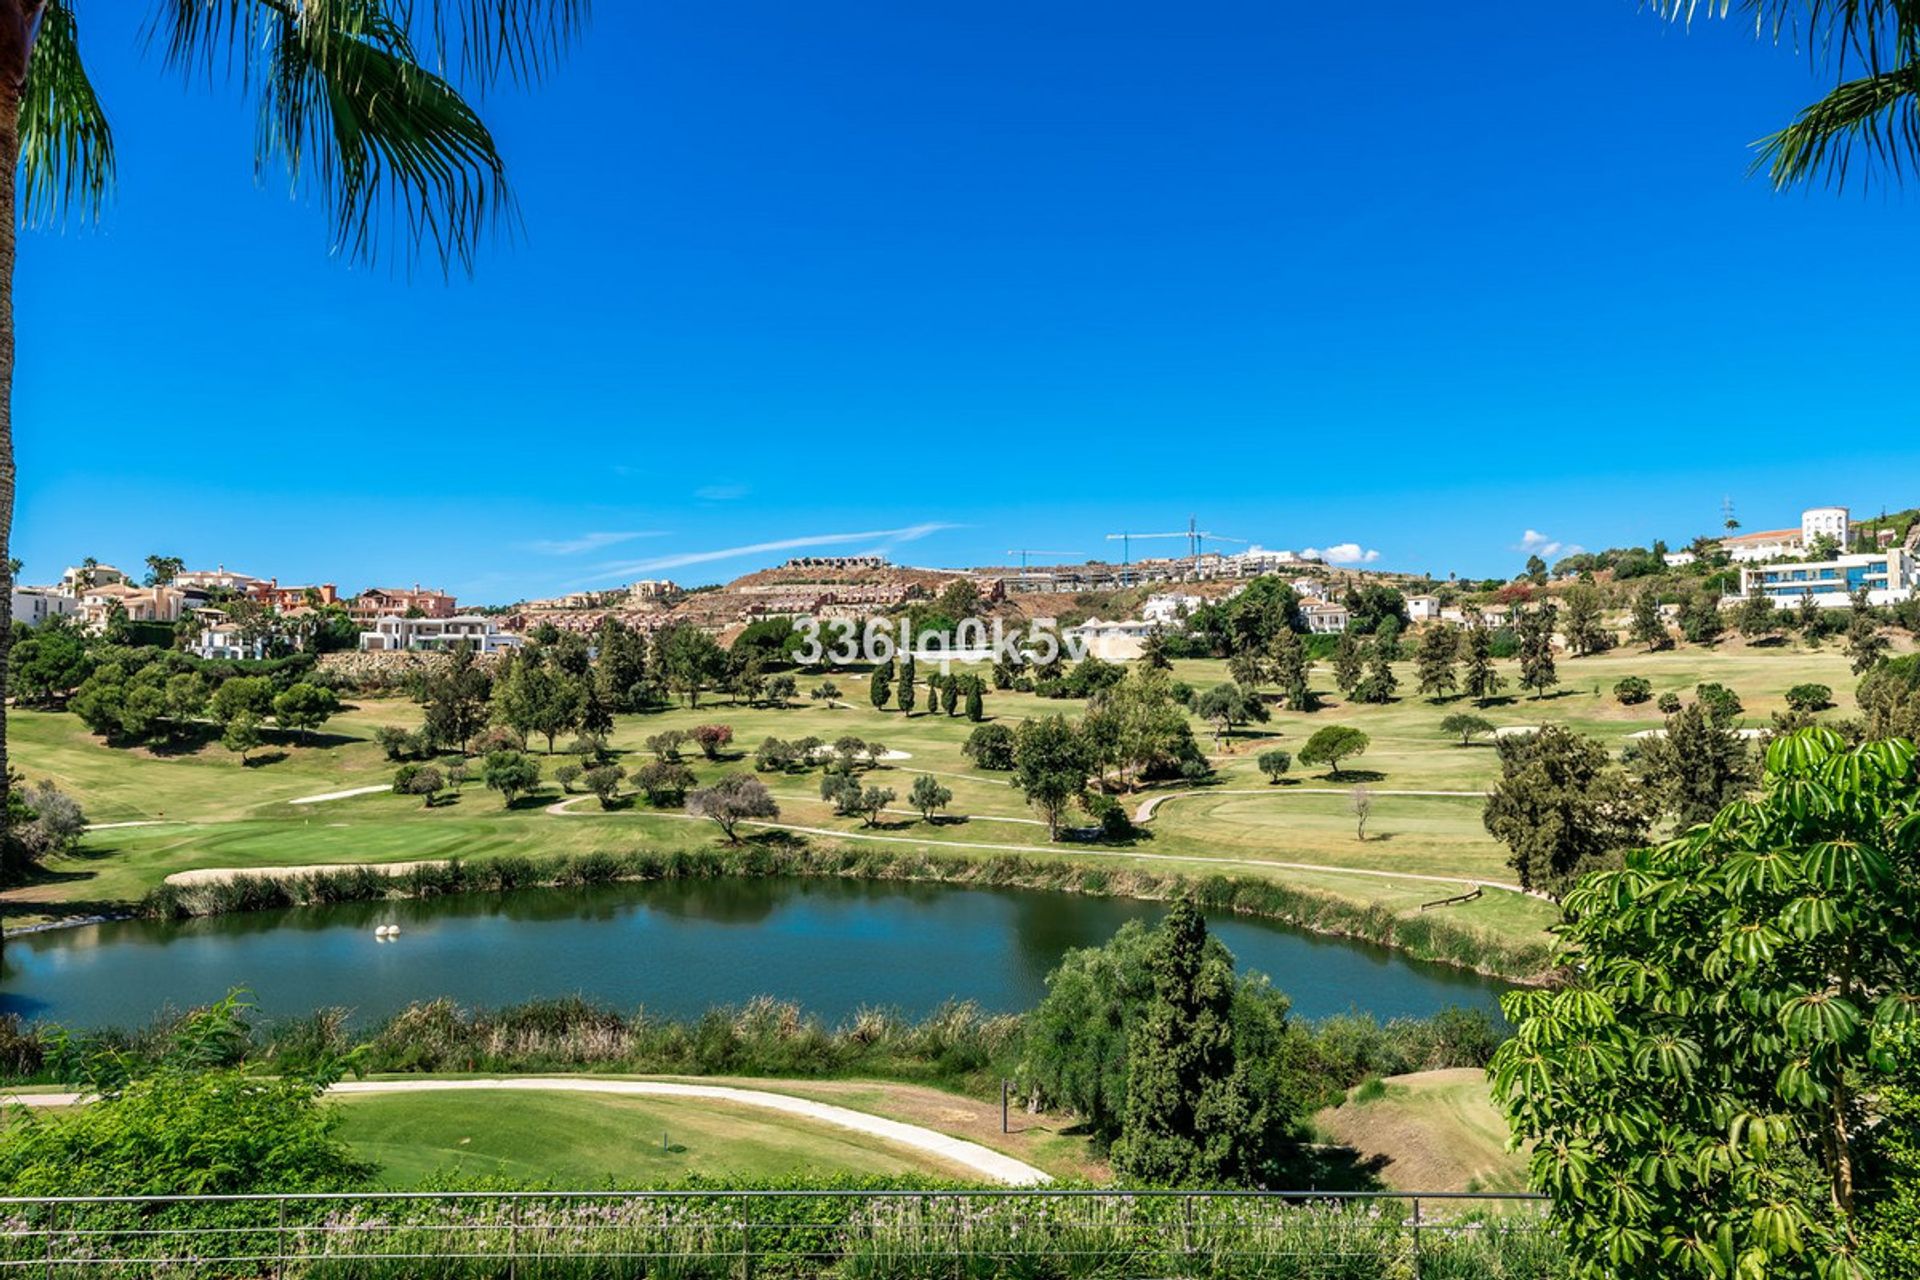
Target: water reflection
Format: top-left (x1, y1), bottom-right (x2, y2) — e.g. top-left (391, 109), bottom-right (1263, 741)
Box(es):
top-left (0, 879), bottom-right (1508, 1029)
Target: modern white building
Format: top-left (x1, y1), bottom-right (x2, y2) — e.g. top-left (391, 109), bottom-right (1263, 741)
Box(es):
top-left (1728, 548), bottom-right (1917, 609)
top-left (358, 614), bottom-right (523, 655)
top-left (11, 586), bottom-right (77, 628)
top-left (1301, 601), bottom-right (1351, 634)
top-left (1802, 506), bottom-right (1850, 549)
top-left (1719, 506), bottom-right (1853, 564)
top-left (175, 566), bottom-right (267, 594)
top-left (190, 609), bottom-right (270, 661)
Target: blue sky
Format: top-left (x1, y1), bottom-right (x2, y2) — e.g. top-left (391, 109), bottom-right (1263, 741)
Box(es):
top-left (13, 1), bottom-right (1916, 601)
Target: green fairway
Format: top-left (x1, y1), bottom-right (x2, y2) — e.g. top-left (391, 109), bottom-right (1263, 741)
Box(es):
top-left (333, 1088), bottom-right (978, 1186)
top-left (3, 638), bottom-right (1870, 961)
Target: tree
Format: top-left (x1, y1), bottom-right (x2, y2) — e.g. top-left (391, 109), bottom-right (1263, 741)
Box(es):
top-left (963, 722), bottom-right (1016, 770)
top-left (1629, 586), bottom-right (1670, 652)
top-left (1108, 900), bottom-right (1271, 1187)
top-left (141, 555), bottom-right (183, 587)
top-left (1297, 725), bottom-right (1370, 778)
top-left (1560, 582), bottom-right (1609, 656)
top-left (1847, 610), bottom-right (1890, 675)
top-left (492, 660), bottom-right (583, 754)
top-left (1341, 583), bottom-right (1408, 636)
top-left (1736, 585), bottom-right (1780, 644)
top-left (632, 761), bottom-right (696, 808)
top-left (1678, 587), bottom-right (1725, 647)
top-left (964, 678), bottom-right (985, 722)
top-left (1438, 712), bottom-right (1494, 746)
top-left (908, 774), bottom-right (951, 822)
top-left (1515, 604), bottom-right (1559, 699)
top-left (808, 680), bottom-right (840, 707)
top-left (582, 763), bottom-right (625, 809)
top-left (1493, 730), bottom-right (1920, 1280)
top-left (1613, 675), bottom-right (1652, 705)
top-left (1413, 624), bottom-right (1459, 700)
top-left (593, 619), bottom-right (651, 712)
top-left (5, 777), bottom-right (85, 879)
top-left (1694, 680), bottom-right (1744, 726)
top-left (655, 624), bottom-right (727, 707)
top-left (272, 682), bottom-right (338, 743)
top-left (419, 642), bottom-right (492, 753)
top-left (691, 723), bottom-right (733, 760)
top-left (482, 749), bottom-right (541, 807)
top-left (853, 784), bottom-right (895, 827)
top-left (1100, 666), bottom-right (1199, 789)
top-left (1330, 631), bottom-right (1364, 695)
top-left (895, 654), bottom-right (917, 716)
top-left (1349, 641), bottom-right (1397, 704)
top-left (1482, 725), bottom-right (1650, 895)
top-left (868, 659), bottom-right (894, 711)
top-left (1523, 553), bottom-right (1548, 586)
top-left (1255, 749), bottom-right (1291, 784)
top-left (1348, 785), bottom-right (1372, 840)
top-left (1012, 715), bottom-right (1089, 840)
top-left (1265, 625), bottom-right (1316, 711)
top-left (404, 764), bottom-right (446, 807)
top-left (1785, 682), bottom-right (1833, 713)
top-left (1461, 620), bottom-right (1505, 704)
top-left (686, 773), bottom-right (779, 843)
top-left (0, 0), bottom-right (581, 868)
top-left (1650, 1), bottom-right (1920, 194)
top-left (1190, 682), bottom-right (1267, 748)
top-left (220, 710), bottom-right (263, 763)
top-left (1858, 654), bottom-right (1920, 741)
top-left (1636, 702), bottom-right (1755, 829)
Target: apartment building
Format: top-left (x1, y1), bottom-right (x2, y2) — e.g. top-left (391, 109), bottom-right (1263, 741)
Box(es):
top-left (1729, 547), bottom-right (1917, 609)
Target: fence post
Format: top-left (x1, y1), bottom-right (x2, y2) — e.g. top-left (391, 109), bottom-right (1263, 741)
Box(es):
top-left (507, 1199), bottom-right (521, 1280)
top-left (739, 1198), bottom-right (753, 1280)
top-left (42, 1202), bottom-right (55, 1280)
top-left (1411, 1196), bottom-right (1423, 1280)
top-left (275, 1199), bottom-right (287, 1280)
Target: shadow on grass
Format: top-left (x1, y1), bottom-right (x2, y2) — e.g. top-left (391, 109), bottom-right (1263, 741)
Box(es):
top-left (1320, 769), bottom-right (1387, 784)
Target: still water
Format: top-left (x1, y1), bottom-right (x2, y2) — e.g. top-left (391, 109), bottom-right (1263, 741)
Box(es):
top-left (0, 878), bottom-right (1507, 1028)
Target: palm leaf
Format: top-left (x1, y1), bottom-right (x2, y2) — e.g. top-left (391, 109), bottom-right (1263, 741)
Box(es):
top-left (19, 0), bottom-right (115, 227)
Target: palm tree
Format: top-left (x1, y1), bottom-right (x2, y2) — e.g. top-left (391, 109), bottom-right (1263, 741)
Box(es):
top-left (0, 0), bottom-right (584, 831)
top-left (1662, 2), bottom-right (1920, 188)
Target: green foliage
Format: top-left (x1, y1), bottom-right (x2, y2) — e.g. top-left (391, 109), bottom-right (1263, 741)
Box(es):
top-left (220, 709), bottom-right (265, 762)
top-left (1189, 681), bottom-right (1268, 744)
top-left (1495, 731), bottom-right (1920, 1280)
top-left (272, 681), bottom-right (339, 741)
top-left (1678, 588), bottom-right (1725, 647)
top-left (1636, 703), bottom-right (1756, 829)
top-left (869, 658), bottom-right (895, 711)
top-left (1694, 681), bottom-right (1744, 726)
top-left (632, 760), bottom-right (696, 808)
top-left (1849, 613), bottom-right (1892, 676)
top-left (1266, 625), bottom-right (1317, 711)
top-left (1012, 715), bottom-right (1090, 839)
top-left (1859, 655), bottom-right (1920, 740)
top-left (1515, 604), bottom-right (1559, 699)
top-left (1483, 725), bottom-right (1650, 896)
top-left (1297, 726), bottom-right (1370, 778)
top-left (1629, 586), bottom-right (1671, 652)
top-left (1255, 749), bottom-right (1291, 783)
top-left (1561, 583), bottom-right (1611, 656)
top-left (1438, 713), bottom-right (1494, 746)
top-left (1413, 623), bottom-right (1459, 700)
top-left (686, 773), bottom-right (779, 842)
top-left (1331, 631), bottom-right (1364, 695)
top-left (908, 774), bottom-right (952, 821)
top-left (1349, 642), bottom-right (1398, 704)
top-left (1612, 675), bottom-right (1652, 705)
top-left (962, 723), bottom-right (1016, 770)
top-left (1785, 682), bottom-right (1833, 713)
top-left (481, 749), bottom-right (542, 806)
top-left (1461, 620), bottom-right (1505, 704)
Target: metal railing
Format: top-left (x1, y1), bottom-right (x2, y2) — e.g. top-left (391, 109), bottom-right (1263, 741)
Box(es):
top-left (0, 1187), bottom-right (1563, 1279)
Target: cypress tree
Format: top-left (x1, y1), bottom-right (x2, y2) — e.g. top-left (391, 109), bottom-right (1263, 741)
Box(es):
top-left (896, 655), bottom-right (917, 716)
top-left (869, 658), bottom-right (894, 710)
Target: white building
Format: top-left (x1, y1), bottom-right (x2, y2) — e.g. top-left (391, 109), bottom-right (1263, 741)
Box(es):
top-left (1301, 601), bottom-right (1351, 634)
top-left (1063, 617), bottom-right (1155, 662)
top-left (11, 587), bottom-right (77, 628)
top-left (1802, 506), bottom-right (1850, 549)
top-left (1662, 551), bottom-right (1697, 568)
top-left (359, 614), bottom-right (523, 655)
top-left (1223, 546), bottom-right (1302, 575)
top-left (1728, 548), bottom-right (1917, 609)
top-left (1719, 506), bottom-right (1853, 564)
top-left (175, 565), bottom-right (267, 594)
top-left (60, 563), bottom-right (128, 594)
top-left (190, 609), bottom-right (269, 661)
top-left (1290, 577), bottom-right (1328, 601)
top-left (1405, 594), bottom-right (1441, 622)
top-left (1141, 593), bottom-right (1204, 625)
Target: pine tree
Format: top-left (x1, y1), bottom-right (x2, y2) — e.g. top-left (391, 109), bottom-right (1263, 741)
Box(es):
top-left (1414, 624), bottom-right (1458, 700)
top-left (1266, 627), bottom-right (1315, 712)
top-left (1331, 631), bottom-right (1364, 695)
top-left (1352, 642), bottom-right (1398, 704)
top-left (1517, 605), bottom-right (1559, 699)
top-left (1462, 620), bottom-right (1505, 704)
top-left (1629, 587), bottom-right (1669, 652)
top-left (1109, 900), bottom-right (1261, 1186)
top-left (1561, 583), bottom-right (1609, 656)
top-left (896, 655), bottom-right (917, 716)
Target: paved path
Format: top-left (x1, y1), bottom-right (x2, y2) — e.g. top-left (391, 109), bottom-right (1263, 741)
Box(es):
top-left (288, 785), bottom-right (392, 806)
top-left (3, 1078), bottom-right (1050, 1186)
top-left (83, 820), bottom-right (178, 831)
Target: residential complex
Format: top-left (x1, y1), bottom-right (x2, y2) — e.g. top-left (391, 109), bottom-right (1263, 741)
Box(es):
top-left (1729, 547), bottom-right (1919, 609)
top-left (358, 614), bottom-right (521, 655)
top-left (348, 585), bottom-right (456, 622)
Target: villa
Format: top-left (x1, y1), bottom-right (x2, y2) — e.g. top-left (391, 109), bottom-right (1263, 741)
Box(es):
top-left (1725, 547), bottom-right (1917, 609)
top-left (1301, 600), bottom-right (1351, 634)
top-left (350, 585), bottom-right (458, 623)
top-left (10, 586), bottom-right (77, 628)
top-left (1064, 616), bottom-right (1156, 661)
top-left (358, 614), bottom-right (522, 655)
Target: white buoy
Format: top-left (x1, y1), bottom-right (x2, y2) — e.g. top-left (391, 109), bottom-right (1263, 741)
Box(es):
top-left (374, 925), bottom-right (396, 939)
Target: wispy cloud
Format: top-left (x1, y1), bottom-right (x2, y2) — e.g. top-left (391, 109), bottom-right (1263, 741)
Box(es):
top-left (1305, 542), bottom-right (1380, 565)
top-left (526, 531), bottom-right (667, 556)
top-left (587, 522), bottom-right (960, 580)
top-left (1514, 529), bottom-right (1583, 560)
top-left (695, 483), bottom-right (749, 502)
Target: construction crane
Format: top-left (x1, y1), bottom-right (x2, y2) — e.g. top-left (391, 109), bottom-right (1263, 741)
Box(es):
top-left (1107, 517), bottom-right (1247, 574)
top-left (1005, 549), bottom-right (1083, 570)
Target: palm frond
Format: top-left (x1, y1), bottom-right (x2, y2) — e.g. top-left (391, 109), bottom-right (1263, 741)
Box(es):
top-left (1756, 69), bottom-right (1920, 189)
top-left (19, 0), bottom-right (115, 227)
top-left (256, 1), bottom-right (513, 272)
top-left (149, 0), bottom-right (587, 89)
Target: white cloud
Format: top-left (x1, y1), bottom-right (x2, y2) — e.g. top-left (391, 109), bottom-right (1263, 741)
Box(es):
top-left (525, 531), bottom-right (666, 556)
top-left (587, 522), bottom-right (960, 580)
top-left (695, 484), bottom-right (749, 502)
top-left (1513, 529), bottom-right (1583, 560)
top-left (1305, 542), bottom-right (1380, 565)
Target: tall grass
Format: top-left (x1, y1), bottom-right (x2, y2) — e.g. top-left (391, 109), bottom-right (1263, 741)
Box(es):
top-left (138, 845), bottom-right (1554, 982)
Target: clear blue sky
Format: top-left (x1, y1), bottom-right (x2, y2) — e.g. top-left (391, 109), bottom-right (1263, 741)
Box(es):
top-left (14, 1), bottom-right (1916, 601)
